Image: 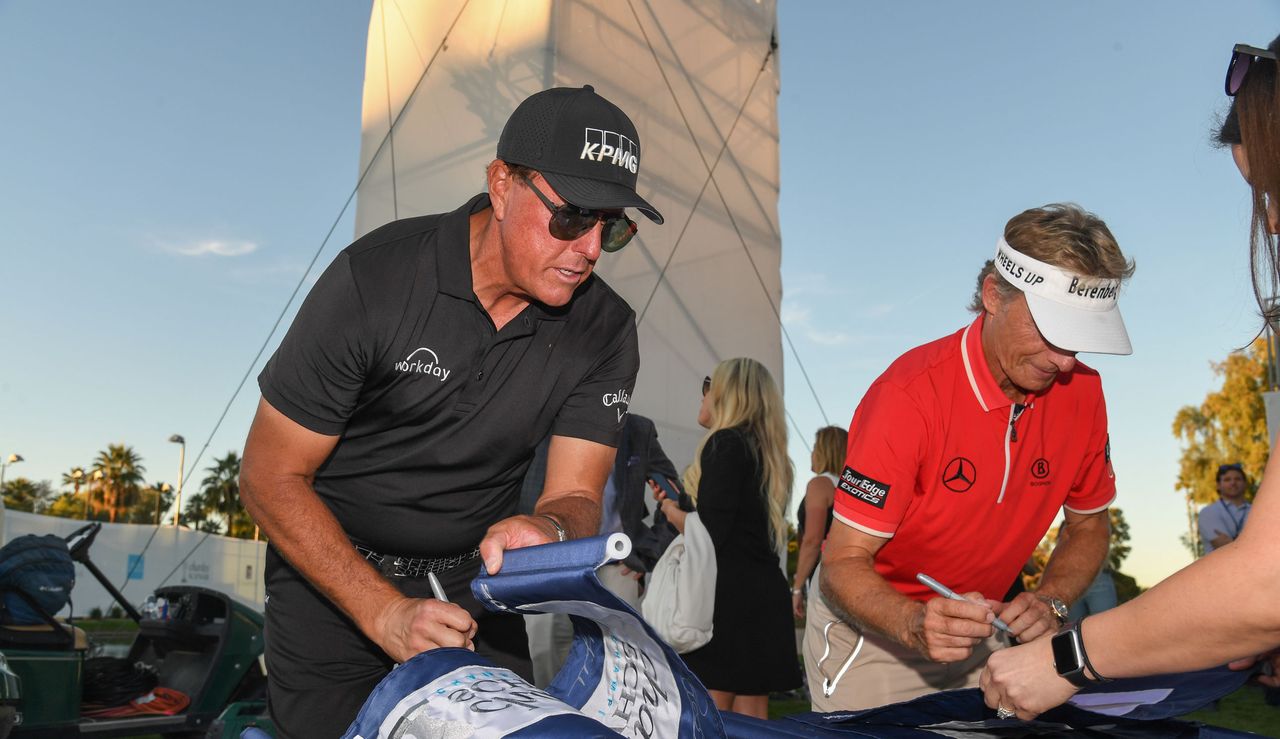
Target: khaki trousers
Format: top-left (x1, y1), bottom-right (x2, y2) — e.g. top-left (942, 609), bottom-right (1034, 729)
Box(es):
top-left (802, 565), bottom-right (1005, 712)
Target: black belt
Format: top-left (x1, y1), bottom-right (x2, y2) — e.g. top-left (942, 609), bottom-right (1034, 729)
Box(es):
top-left (355, 543), bottom-right (481, 579)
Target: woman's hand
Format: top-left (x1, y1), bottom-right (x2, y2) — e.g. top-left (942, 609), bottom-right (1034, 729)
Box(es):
top-left (648, 478), bottom-right (688, 533)
top-left (659, 496), bottom-right (687, 533)
top-left (980, 634), bottom-right (1080, 720)
top-left (792, 587), bottom-right (806, 619)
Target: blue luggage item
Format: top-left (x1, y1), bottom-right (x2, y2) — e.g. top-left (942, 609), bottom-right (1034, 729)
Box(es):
top-left (343, 533), bottom-right (1260, 738)
top-left (0, 534), bottom-right (75, 624)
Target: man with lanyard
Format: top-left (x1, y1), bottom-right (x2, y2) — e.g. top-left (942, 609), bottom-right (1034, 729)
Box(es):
top-left (239, 85), bottom-right (663, 737)
top-left (1199, 462), bottom-right (1252, 553)
top-left (803, 204), bottom-right (1135, 712)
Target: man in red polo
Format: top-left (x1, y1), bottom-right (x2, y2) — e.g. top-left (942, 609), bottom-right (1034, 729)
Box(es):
top-left (802, 204), bottom-right (1135, 711)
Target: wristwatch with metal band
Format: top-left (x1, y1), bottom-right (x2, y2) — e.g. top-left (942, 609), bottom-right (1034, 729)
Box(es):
top-left (1051, 620), bottom-right (1110, 688)
top-left (1038, 594), bottom-right (1070, 624)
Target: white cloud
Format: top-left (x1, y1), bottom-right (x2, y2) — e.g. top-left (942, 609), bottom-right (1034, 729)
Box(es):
top-left (164, 239), bottom-right (258, 257)
top-left (782, 299), bottom-right (852, 346)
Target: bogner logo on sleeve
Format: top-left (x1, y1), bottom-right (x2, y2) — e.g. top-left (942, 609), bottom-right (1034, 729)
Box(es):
top-left (580, 128), bottom-right (639, 173)
top-left (838, 466), bottom-right (891, 509)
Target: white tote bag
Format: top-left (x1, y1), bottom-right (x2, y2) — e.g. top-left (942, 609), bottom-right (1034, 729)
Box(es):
top-left (640, 512), bottom-right (717, 653)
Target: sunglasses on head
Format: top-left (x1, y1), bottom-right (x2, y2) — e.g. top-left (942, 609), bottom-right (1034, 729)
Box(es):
top-left (1226, 43), bottom-right (1278, 96)
top-left (519, 175), bottom-right (638, 252)
top-left (1218, 462), bottom-right (1244, 476)
top-left (702, 376), bottom-right (712, 397)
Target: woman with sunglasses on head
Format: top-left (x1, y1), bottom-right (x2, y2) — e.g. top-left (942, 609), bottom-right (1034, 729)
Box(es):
top-left (979, 36), bottom-right (1280, 720)
top-left (654, 358), bottom-right (801, 718)
top-left (791, 426), bottom-right (849, 619)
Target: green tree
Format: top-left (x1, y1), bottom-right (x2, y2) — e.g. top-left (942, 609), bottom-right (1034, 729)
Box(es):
top-left (61, 466), bottom-right (87, 496)
top-left (90, 444), bottom-right (146, 523)
top-left (44, 492), bottom-right (85, 519)
top-left (2, 478), bottom-right (53, 512)
top-left (1108, 508), bottom-right (1131, 571)
top-left (1172, 339), bottom-right (1271, 554)
top-left (182, 491), bottom-right (224, 534)
top-left (120, 482), bottom-right (174, 525)
top-left (199, 452), bottom-right (254, 538)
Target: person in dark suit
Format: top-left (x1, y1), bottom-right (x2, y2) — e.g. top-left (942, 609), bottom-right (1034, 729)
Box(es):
top-left (520, 412), bottom-right (685, 685)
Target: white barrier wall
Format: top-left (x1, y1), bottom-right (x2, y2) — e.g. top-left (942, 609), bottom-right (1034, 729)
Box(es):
top-left (3, 510), bottom-right (266, 617)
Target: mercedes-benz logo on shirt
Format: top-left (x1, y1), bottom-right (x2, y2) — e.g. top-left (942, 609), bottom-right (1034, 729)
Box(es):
top-left (942, 457), bottom-right (976, 493)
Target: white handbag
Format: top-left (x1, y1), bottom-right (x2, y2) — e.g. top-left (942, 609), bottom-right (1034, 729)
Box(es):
top-left (640, 512), bottom-right (717, 653)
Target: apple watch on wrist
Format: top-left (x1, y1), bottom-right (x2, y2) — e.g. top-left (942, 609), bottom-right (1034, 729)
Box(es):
top-left (1051, 619), bottom-right (1111, 687)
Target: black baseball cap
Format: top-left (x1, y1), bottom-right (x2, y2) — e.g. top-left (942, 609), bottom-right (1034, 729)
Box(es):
top-left (497, 85), bottom-right (664, 224)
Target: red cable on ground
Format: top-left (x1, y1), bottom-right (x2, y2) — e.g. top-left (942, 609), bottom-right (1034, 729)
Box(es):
top-left (82, 687), bottom-right (190, 718)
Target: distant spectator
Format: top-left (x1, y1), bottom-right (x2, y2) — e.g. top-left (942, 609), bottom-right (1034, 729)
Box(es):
top-left (1198, 462), bottom-right (1251, 554)
top-left (520, 413), bottom-right (683, 687)
top-left (792, 425), bottom-right (848, 618)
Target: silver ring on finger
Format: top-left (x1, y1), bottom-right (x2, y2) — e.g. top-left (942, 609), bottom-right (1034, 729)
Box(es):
top-left (996, 706), bottom-right (1016, 720)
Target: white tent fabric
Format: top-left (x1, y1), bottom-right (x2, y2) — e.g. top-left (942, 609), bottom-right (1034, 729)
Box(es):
top-left (355, 0), bottom-right (783, 471)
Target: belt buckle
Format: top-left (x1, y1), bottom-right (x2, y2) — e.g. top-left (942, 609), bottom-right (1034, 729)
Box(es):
top-left (380, 555), bottom-right (407, 578)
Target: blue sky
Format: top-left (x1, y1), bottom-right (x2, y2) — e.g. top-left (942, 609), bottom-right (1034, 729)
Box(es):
top-left (1, 2), bottom-right (1276, 587)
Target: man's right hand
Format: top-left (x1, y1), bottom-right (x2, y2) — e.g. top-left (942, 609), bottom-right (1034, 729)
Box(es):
top-left (371, 596), bottom-right (478, 663)
top-left (910, 592), bottom-right (997, 662)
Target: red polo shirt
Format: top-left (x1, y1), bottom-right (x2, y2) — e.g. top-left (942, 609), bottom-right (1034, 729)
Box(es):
top-left (832, 314), bottom-right (1115, 602)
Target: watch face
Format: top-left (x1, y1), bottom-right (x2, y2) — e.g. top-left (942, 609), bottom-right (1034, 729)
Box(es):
top-left (1051, 631), bottom-right (1082, 673)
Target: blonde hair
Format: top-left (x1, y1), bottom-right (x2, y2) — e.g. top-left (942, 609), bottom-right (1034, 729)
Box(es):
top-left (683, 358), bottom-right (794, 555)
top-left (968, 203), bottom-right (1135, 312)
top-left (812, 426), bottom-right (848, 475)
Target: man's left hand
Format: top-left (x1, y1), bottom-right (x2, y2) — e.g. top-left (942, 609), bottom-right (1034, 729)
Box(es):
top-left (994, 591), bottom-right (1060, 643)
top-left (479, 515), bottom-right (562, 574)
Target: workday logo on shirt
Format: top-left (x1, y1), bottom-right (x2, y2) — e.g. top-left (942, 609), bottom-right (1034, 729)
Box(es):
top-left (395, 347), bottom-right (452, 382)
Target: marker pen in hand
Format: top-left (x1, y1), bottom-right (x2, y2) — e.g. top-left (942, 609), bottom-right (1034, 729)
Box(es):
top-left (915, 572), bottom-right (1010, 632)
top-left (428, 571), bottom-right (450, 603)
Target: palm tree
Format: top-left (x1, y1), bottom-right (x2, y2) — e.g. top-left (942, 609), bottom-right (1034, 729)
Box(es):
top-left (2, 478), bottom-right (52, 513)
top-left (200, 452), bottom-right (252, 538)
top-left (61, 466), bottom-right (86, 495)
top-left (183, 491), bottom-right (224, 534)
top-left (90, 444), bottom-right (146, 523)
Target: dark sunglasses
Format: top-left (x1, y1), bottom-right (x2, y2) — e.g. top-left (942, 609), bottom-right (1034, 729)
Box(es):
top-left (702, 376), bottom-right (712, 396)
top-left (520, 175), bottom-right (638, 252)
top-left (1218, 462), bottom-right (1244, 476)
top-left (1226, 43), bottom-right (1278, 96)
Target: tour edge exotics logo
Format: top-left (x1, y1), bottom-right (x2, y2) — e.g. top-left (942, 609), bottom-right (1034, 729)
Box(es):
top-left (395, 347), bottom-right (451, 382)
top-left (580, 128), bottom-right (639, 173)
top-left (838, 466), bottom-right (890, 509)
top-left (603, 388), bottom-right (631, 422)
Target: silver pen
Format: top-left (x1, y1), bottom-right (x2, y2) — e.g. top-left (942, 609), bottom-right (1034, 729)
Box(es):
top-left (915, 572), bottom-right (1010, 632)
top-left (427, 571), bottom-right (450, 603)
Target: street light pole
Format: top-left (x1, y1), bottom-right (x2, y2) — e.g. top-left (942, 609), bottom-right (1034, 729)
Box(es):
top-left (169, 435), bottom-right (185, 527)
top-left (0, 453), bottom-right (24, 494)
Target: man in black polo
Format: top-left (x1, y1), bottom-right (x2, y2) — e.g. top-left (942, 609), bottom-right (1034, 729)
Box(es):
top-left (239, 85), bottom-right (663, 738)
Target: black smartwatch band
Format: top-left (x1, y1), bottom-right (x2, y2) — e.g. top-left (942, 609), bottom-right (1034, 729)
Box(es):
top-left (1077, 617), bottom-right (1112, 683)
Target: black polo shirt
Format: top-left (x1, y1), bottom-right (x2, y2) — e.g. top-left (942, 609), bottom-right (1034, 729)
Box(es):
top-left (258, 193), bottom-right (639, 557)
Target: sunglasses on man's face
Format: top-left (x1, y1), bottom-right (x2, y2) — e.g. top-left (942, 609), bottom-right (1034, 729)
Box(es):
top-left (702, 376), bottom-right (712, 397)
top-left (1226, 43), bottom-right (1278, 96)
top-left (519, 175), bottom-right (638, 252)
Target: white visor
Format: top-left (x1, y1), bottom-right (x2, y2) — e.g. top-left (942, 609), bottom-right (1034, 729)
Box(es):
top-left (993, 238), bottom-right (1132, 355)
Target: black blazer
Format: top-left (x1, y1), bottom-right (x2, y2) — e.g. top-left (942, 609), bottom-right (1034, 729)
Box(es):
top-left (518, 414), bottom-right (687, 572)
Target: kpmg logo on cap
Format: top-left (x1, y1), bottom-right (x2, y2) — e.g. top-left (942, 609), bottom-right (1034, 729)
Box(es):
top-left (580, 128), bottom-right (639, 173)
